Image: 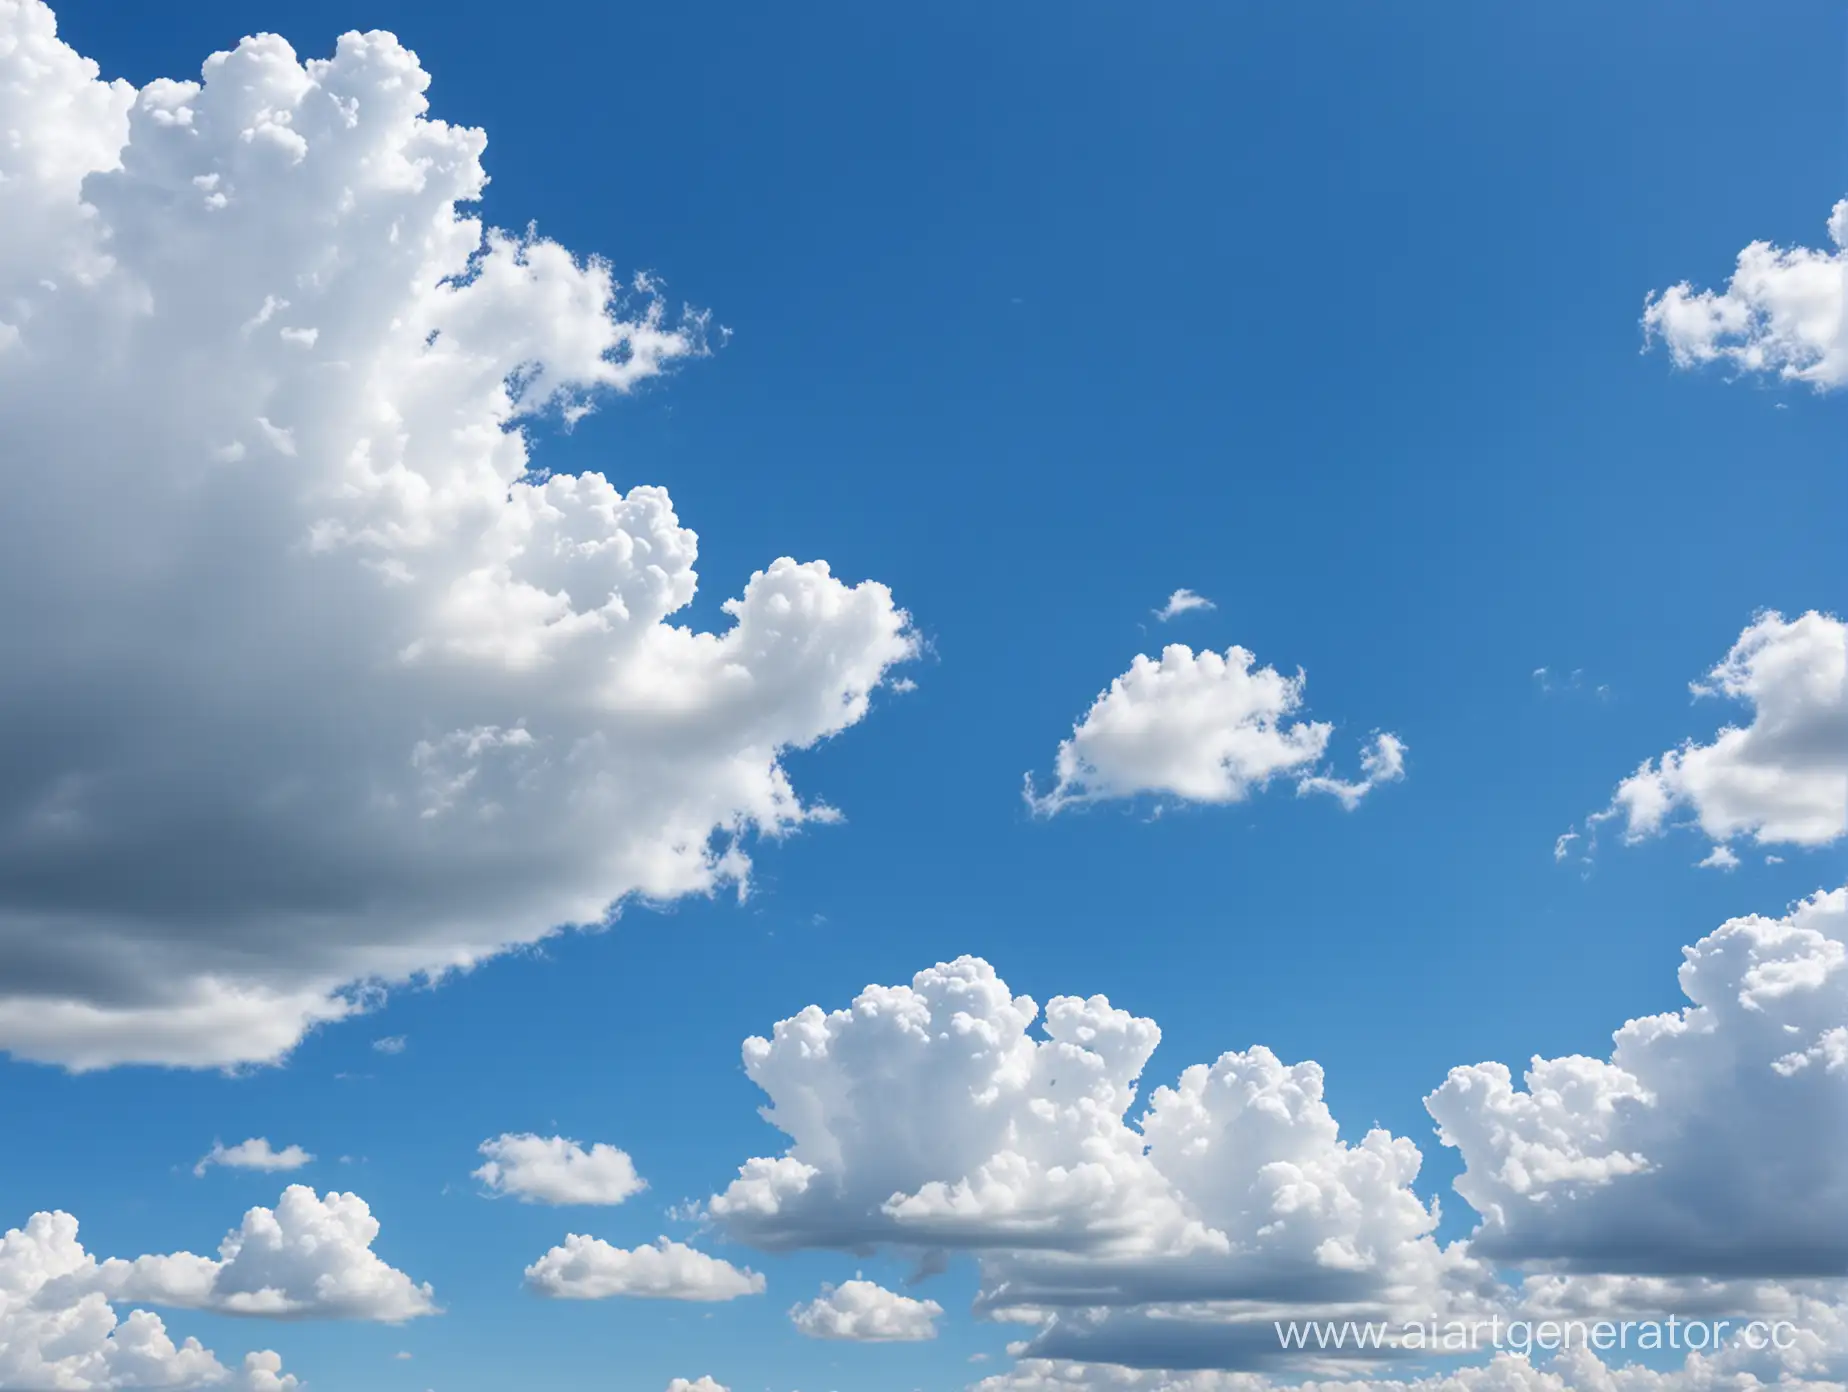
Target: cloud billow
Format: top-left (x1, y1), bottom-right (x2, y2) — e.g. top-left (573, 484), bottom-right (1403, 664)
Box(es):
top-left (0, 1), bottom-right (914, 1071)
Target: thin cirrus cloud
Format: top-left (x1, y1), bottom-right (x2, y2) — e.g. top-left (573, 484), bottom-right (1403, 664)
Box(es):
top-left (1644, 196), bottom-right (1848, 390)
top-left (474, 1134), bottom-right (647, 1206)
top-left (1024, 643), bottom-right (1406, 815)
top-left (195, 1138), bottom-right (315, 1178)
top-left (0, 1), bottom-right (915, 1072)
top-left (523, 1236), bottom-right (764, 1302)
top-left (790, 1278), bottom-right (943, 1342)
top-left (1565, 610), bottom-right (1846, 864)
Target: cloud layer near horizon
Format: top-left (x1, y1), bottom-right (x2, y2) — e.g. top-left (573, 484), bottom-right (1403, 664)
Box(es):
top-left (0, 1183), bottom-right (436, 1388)
top-left (0, 0), bottom-right (914, 1070)
top-left (703, 884), bottom-right (1848, 1377)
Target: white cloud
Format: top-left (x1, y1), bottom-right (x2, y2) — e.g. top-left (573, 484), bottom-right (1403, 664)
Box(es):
top-left (1695, 845), bottom-right (1739, 871)
top-left (0, 2), bottom-right (914, 1070)
top-left (1427, 887), bottom-right (1848, 1277)
top-left (666, 1380), bottom-right (730, 1392)
top-left (707, 957), bottom-right (1475, 1371)
top-left (1584, 611), bottom-right (1846, 859)
top-left (1025, 645), bottom-right (1404, 815)
top-left (1155, 590), bottom-right (1216, 622)
top-left (1643, 197), bottom-right (1848, 390)
top-left (523, 1236), bottom-right (764, 1301)
top-left (473, 1134), bottom-right (646, 1206)
top-left (371, 1035), bottom-right (407, 1055)
top-left (1297, 733), bottom-right (1408, 811)
top-left (51, 1185), bottom-right (436, 1323)
top-left (703, 936), bottom-right (1848, 1376)
top-left (0, 1208), bottom-right (306, 1390)
top-left (790, 1278), bottom-right (942, 1341)
top-left (194, 1138), bottom-right (315, 1178)
top-left (976, 1339), bottom-right (1848, 1392)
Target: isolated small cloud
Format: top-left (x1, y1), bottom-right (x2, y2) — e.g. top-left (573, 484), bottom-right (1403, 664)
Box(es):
top-left (1533, 668), bottom-right (1609, 699)
top-left (666, 1380), bottom-right (730, 1392)
top-left (524, 1236), bottom-right (764, 1301)
top-left (1025, 644), bottom-right (1404, 815)
top-left (371, 1036), bottom-right (407, 1055)
top-left (1644, 197), bottom-right (1848, 390)
top-left (1154, 589), bottom-right (1216, 622)
top-left (474, 1134), bottom-right (647, 1206)
top-left (1697, 845), bottom-right (1741, 871)
top-left (790, 1278), bottom-right (942, 1341)
top-left (195, 1138), bottom-right (315, 1178)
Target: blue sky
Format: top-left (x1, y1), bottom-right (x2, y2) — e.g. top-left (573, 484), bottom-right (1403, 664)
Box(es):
top-left (3, 2), bottom-right (1845, 1390)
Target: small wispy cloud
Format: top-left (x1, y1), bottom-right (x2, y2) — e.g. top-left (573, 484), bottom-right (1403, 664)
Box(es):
top-left (1533, 666), bottom-right (1609, 699)
top-left (1154, 588), bottom-right (1215, 622)
top-left (194, 1137), bottom-right (315, 1178)
top-left (373, 1035), bottom-right (407, 1055)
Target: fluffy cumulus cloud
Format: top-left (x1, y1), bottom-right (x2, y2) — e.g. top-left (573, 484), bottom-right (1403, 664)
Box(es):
top-left (473, 1134), bottom-right (646, 1206)
top-left (0, 1), bottom-right (914, 1071)
top-left (1428, 887), bottom-right (1848, 1277)
top-left (0, 1199), bottom-right (402, 1388)
top-left (1025, 645), bottom-right (1405, 815)
top-left (789, 1278), bottom-right (942, 1341)
top-left (1644, 197), bottom-right (1848, 389)
top-left (1579, 611), bottom-right (1846, 860)
top-left (705, 931), bottom-right (1848, 1381)
top-left (522, 1237), bottom-right (763, 1302)
top-left (194, 1139), bottom-right (314, 1178)
top-left (707, 957), bottom-right (1477, 1371)
top-left (46, 1186), bottom-right (436, 1323)
top-left (665, 1380), bottom-right (729, 1392)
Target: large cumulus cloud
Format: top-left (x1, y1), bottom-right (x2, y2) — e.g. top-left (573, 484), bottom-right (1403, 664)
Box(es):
top-left (705, 957), bottom-right (1482, 1372)
top-left (0, 1), bottom-right (914, 1069)
top-left (1428, 887), bottom-right (1848, 1278)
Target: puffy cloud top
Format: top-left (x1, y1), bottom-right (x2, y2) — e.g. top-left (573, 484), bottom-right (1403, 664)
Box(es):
top-left (0, 1182), bottom-right (442, 1386)
top-left (1025, 645), bottom-right (1404, 815)
top-left (708, 957), bottom-right (1465, 1370)
top-left (1644, 197), bottom-right (1848, 390)
top-left (789, 1278), bottom-right (943, 1341)
top-left (0, 0), bottom-right (914, 1070)
top-left (1428, 887), bottom-right (1848, 1277)
top-left (523, 1236), bottom-right (764, 1302)
top-left (55, 1185), bottom-right (437, 1322)
top-left (474, 1134), bottom-right (647, 1205)
top-left (1588, 611), bottom-right (1846, 857)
